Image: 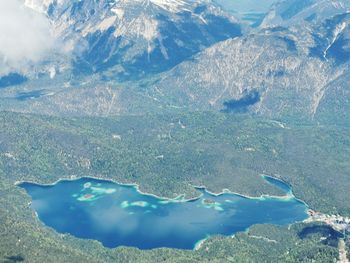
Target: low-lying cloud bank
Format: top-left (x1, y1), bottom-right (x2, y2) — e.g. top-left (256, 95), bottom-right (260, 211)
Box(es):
top-left (0, 0), bottom-right (56, 76)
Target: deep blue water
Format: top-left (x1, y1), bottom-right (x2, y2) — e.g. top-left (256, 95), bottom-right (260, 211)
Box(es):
top-left (20, 177), bottom-right (308, 250)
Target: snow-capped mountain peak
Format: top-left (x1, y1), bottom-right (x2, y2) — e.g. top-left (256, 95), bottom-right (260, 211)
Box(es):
top-left (24, 0), bottom-right (193, 14)
top-left (22, 0), bottom-right (241, 80)
top-left (116, 0), bottom-right (192, 13)
top-left (24, 0), bottom-right (62, 13)
top-left (149, 0), bottom-right (190, 12)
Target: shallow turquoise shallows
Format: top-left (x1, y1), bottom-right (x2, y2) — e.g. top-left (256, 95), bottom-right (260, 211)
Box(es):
top-left (20, 176), bottom-right (308, 250)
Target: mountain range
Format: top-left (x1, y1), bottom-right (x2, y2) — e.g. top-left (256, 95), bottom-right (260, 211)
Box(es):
top-left (0, 0), bottom-right (349, 124)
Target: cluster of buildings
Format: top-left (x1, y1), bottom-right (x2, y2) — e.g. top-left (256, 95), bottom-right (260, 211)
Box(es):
top-left (307, 210), bottom-right (350, 234)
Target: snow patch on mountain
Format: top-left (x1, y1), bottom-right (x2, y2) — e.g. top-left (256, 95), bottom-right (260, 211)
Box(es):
top-left (323, 22), bottom-right (347, 59)
top-left (111, 7), bottom-right (125, 19)
top-left (82, 16), bottom-right (117, 37)
top-left (114, 15), bottom-right (158, 41)
top-left (149, 0), bottom-right (191, 12)
top-left (24, 0), bottom-right (66, 13)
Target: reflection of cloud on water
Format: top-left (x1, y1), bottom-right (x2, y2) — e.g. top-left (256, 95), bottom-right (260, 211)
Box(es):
top-left (146, 202), bottom-right (227, 238)
top-left (31, 199), bottom-right (49, 212)
top-left (89, 206), bottom-right (139, 235)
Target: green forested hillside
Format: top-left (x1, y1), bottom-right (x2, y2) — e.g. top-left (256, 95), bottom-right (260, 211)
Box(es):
top-left (0, 111), bottom-right (348, 262)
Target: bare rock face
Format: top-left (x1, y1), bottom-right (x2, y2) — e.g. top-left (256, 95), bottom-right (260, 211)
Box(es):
top-left (148, 11), bottom-right (350, 121)
top-left (1, 0), bottom-right (349, 124)
top-left (24, 0), bottom-right (242, 80)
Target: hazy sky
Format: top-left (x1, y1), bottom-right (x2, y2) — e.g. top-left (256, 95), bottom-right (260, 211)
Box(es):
top-left (0, 0), bottom-right (55, 76)
top-left (213, 0), bottom-right (277, 13)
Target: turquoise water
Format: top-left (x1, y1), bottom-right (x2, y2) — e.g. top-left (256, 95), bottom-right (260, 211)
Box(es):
top-left (20, 176), bottom-right (308, 250)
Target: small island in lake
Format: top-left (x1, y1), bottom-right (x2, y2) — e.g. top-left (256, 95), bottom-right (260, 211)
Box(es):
top-left (19, 176), bottom-right (308, 250)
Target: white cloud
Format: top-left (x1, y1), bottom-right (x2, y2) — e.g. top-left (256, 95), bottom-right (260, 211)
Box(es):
top-left (0, 0), bottom-right (56, 76)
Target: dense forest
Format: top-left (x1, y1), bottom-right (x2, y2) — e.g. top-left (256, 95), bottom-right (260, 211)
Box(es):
top-left (0, 111), bottom-right (348, 262)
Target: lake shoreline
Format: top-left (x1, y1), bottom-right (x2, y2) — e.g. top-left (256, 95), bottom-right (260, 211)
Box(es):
top-left (17, 174), bottom-right (310, 251)
top-left (15, 174), bottom-right (309, 206)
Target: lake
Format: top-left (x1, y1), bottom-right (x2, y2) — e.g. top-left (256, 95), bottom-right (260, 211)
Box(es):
top-left (19, 176), bottom-right (308, 250)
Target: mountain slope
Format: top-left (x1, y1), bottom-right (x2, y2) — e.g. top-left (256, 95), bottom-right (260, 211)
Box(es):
top-left (144, 12), bottom-right (350, 122)
top-left (315, 67), bottom-right (350, 124)
top-left (25, 0), bottom-right (242, 80)
top-left (260, 0), bottom-right (350, 28)
top-left (2, 0), bottom-right (348, 125)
